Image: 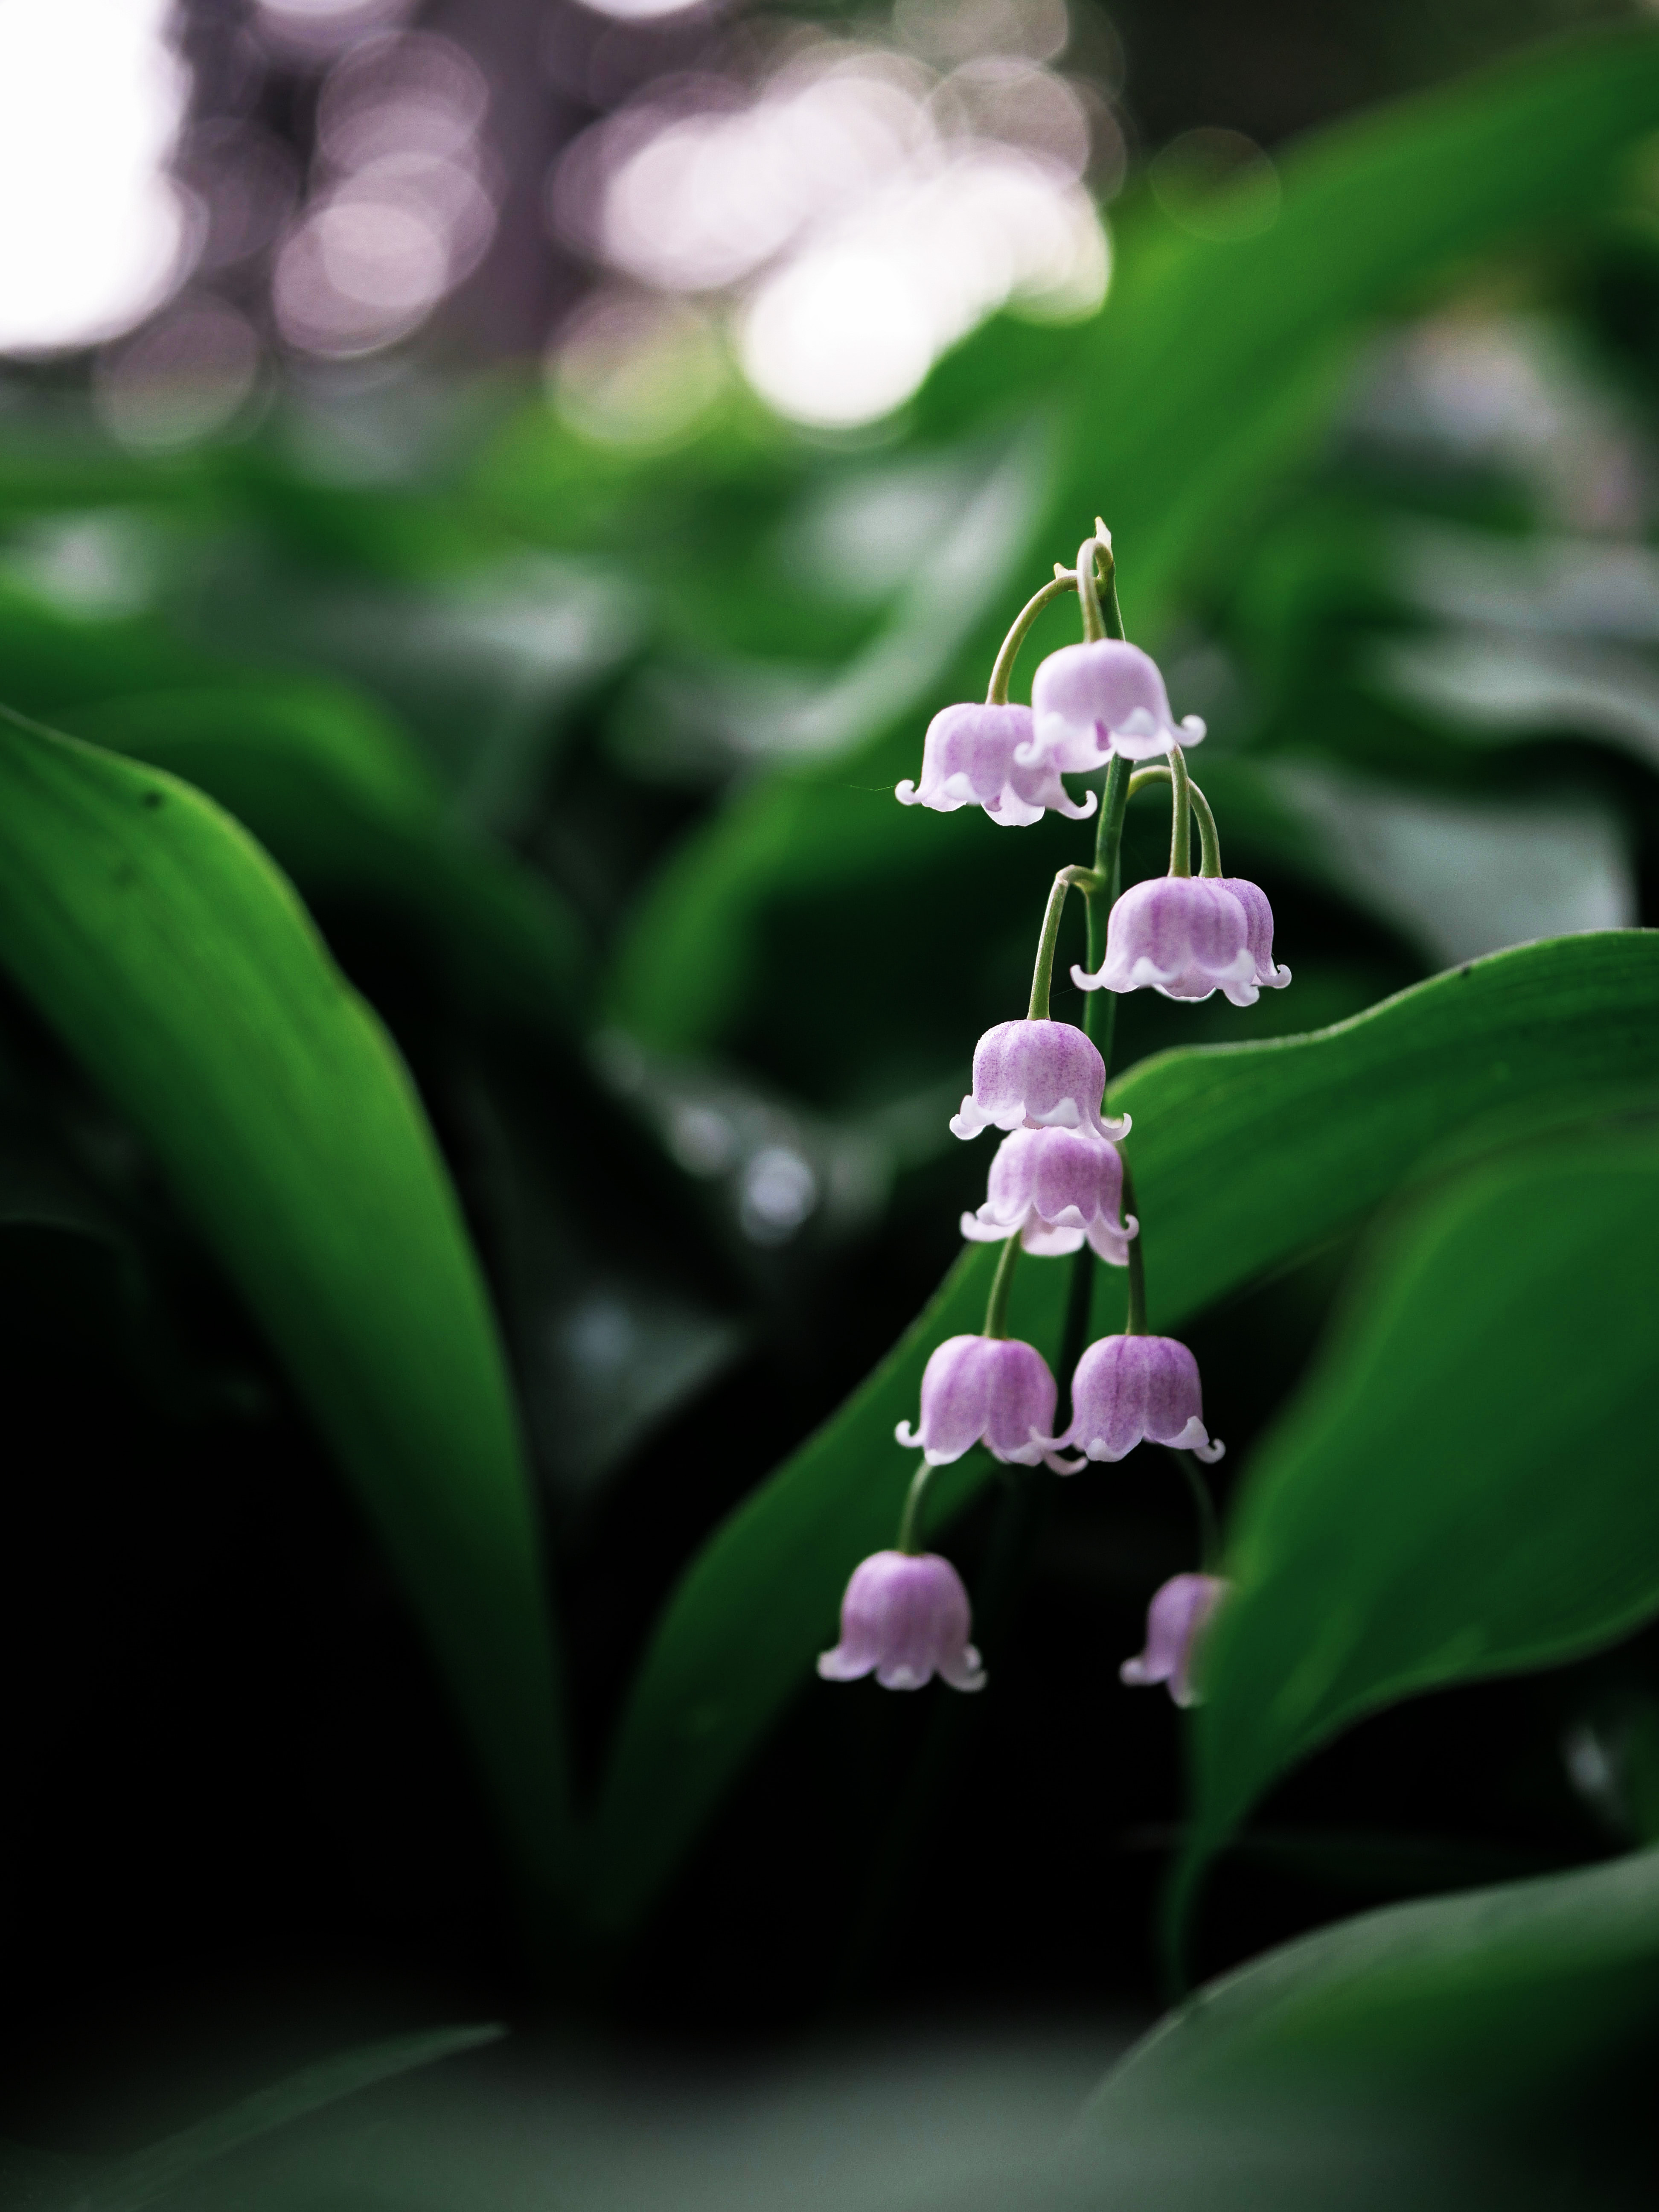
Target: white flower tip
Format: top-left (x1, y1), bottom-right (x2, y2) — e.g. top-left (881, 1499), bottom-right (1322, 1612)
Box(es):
top-left (949, 1100), bottom-right (984, 1141)
top-left (1070, 961), bottom-right (1107, 992)
top-left (1048, 1447), bottom-right (1088, 1476)
top-left (1171, 1682), bottom-right (1202, 1709)
top-left (1119, 1657), bottom-right (1152, 1686)
top-left (1266, 962), bottom-right (1292, 989)
top-left (1104, 1110), bottom-right (1130, 1140)
top-left (1195, 1437), bottom-right (1226, 1464)
top-left (1179, 714), bottom-right (1207, 743)
top-left (895, 779), bottom-right (921, 806)
top-left (1123, 1212), bottom-right (1140, 1240)
top-left (895, 1419), bottom-right (920, 1447)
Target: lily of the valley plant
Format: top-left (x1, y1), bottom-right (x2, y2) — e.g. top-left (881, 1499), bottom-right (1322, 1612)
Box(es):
top-left (819, 527), bottom-right (1291, 1705)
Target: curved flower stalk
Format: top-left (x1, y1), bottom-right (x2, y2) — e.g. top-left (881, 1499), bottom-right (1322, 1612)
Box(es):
top-left (961, 1126), bottom-right (1136, 1264)
top-left (829, 519), bottom-right (1269, 1715)
top-left (896, 1331), bottom-right (1076, 1471)
top-left (950, 1019), bottom-right (1129, 1143)
top-left (1031, 639), bottom-right (1206, 769)
top-left (1042, 1333), bottom-right (1225, 1466)
top-left (1074, 874), bottom-right (1291, 1006)
top-left (896, 703), bottom-right (1097, 827)
top-left (1121, 1572), bottom-right (1227, 1707)
top-left (818, 1550), bottom-right (986, 1692)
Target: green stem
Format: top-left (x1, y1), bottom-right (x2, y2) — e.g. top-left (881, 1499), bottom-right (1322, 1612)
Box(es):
top-left (896, 1457), bottom-right (933, 1555)
top-left (1081, 753), bottom-right (1131, 1052)
top-left (1121, 1162), bottom-right (1147, 1335)
top-left (1028, 865), bottom-right (1102, 1022)
top-left (1094, 520), bottom-right (1127, 642)
top-left (1126, 765), bottom-right (1222, 877)
top-left (1171, 1449), bottom-right (1221, 1572)
top-left (986, 573), bottom-right (1077, 706)
top-left (1192, 785), bottom-right (1222, 878)
top-left (983, 1233), bottom-right (1021, 1339)
top-left (1167, 744), bottom-right (1193, 878)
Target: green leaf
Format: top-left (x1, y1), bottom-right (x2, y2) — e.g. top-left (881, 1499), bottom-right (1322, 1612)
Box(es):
top-left (62, 684), bottom-right (587, 1026)
top-left (1070, 1848), bottom-right (1659, 2205)
top-left (605, 26), bottom-right (1659, 1058)
top-left (584, 933), bottom-right (1659, 1935)
top-left (1084, 1849), bottom-right (1659, 2141)
top-left (1182, 1128), bottom-right (1659, 1901)
top-left (0, 707), bottom-right (572, 1913)
top-left (17, 2025), bottom-right (503, 2212)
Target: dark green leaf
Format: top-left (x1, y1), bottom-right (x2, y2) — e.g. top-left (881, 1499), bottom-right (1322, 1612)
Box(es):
top-left (0, 707), bottom-right (572, 1913)
top-left (71, 2026), bottom-right (501, 2212)
top-left (63, 684), bottom-right (587, 1025)
top-left (1183, 1128), bottom-right (1659, 1901)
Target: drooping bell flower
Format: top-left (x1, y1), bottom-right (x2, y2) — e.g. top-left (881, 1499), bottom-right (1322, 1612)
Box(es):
top-left (1041, 1333), bottom-right (1225, 1465)
top-left (950, 1019), bottom-right (1129, 1143)
top-left (961, 1126), bottom-right (1136, 1264)
top-left (1030, 640), bottom-right (1206, 771)
top-left (1073, 875), bottom-right (1291, 1007)
top-left (818, 1549), bottom-right (986, 1692)
top-left (896, 703), bottom-right (1097, 827)
top-left (1121, 1572), bottom-right (1227, 1707)
top-left (896, 1332), bottom-right (1076, 1471)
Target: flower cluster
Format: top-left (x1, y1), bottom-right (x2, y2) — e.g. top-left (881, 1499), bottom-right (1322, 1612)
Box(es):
top-left (818, 530), bottom-right (1281, 1710)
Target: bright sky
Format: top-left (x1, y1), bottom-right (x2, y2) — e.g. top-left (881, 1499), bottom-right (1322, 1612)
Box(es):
top-left (0, 0), bottom-right (191, 354)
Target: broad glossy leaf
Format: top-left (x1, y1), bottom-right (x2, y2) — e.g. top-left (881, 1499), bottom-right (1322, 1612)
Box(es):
top-left (606, 29), bottom-right (1659, 1057)
top-left (1062, 1848), bottom-right (1659, 2210)
top-left (0, 707), bottom-right (572, 1909)
top-left (585, 933), bottom-right (1659, 1933)
top-left (1183, 1129), bottom-right (1659, 1899)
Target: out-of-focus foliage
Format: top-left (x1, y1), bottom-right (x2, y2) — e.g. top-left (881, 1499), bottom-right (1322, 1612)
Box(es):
top-left (585, 935), bottom-right (1659, 1935)
top-left (8, 15), bottom-right (1659, 2206)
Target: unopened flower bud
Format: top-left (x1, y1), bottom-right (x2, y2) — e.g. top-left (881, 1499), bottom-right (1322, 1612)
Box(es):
top-left (897, 1332), bottom-right (1075, 1470)
top-left (1031, 640), bottom-right (1206, 770)
top-left (1121, 1572), bottom-right (1228, 1706)
top-left (1041, 1334), bottom-right (1224, 1466)
top-left (896, 703), bottom-right (1097, 827)
top-left (818, 1549), bottom-right (986, 1692)
top-left (950, 1019), bottom-right (1129, 1144)
top-left (1073, 876), bottom-right (1291, 1006)
top-left (961, 1126), bottom-right (1136, 1264)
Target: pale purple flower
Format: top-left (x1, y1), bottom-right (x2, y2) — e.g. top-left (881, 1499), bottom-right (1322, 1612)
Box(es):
top-left (896, 702), bottom-right (1097, 827)
top-left (818, 1549), bottom-right (986, 1692)
top-left (1031, 640), bottom-right (1206, 771)
top-left (896, 1332), bottom-right (1075, 1470)
top-left (1073, 875), bottom-right (1291, 1007)
top-left (1121, 1572), bottom-right (1228, 1706)
top-left (950, 1019), bottom-right (1129, 1143)
top-left (1041, 1334), bottom-right (1225, 1465)
top-left (961, 1126), bottom-right (1136, 1264)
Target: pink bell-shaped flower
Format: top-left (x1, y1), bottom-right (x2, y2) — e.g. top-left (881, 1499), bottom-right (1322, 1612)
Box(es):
top-left (1031, 640), bottom-right (1206, 771)
top-left (1041, 1333), bottom-right (1225, 1465)
top-left (1073, 876), bottom-right (1291, 1007)
top-left (818, 1549), bottom-right (986, 1692)
top-left (1121, 1572), bottom-right (1227, 1707)
top-left (896, 703), bottom-right (1097, 827)
top-left (896, 1332), bottom-right (1076, 1470)
top-left (949, 1019), bottom-right (1129, 1143)
top-left (961, 1126), bottom-right (1137, 1264)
